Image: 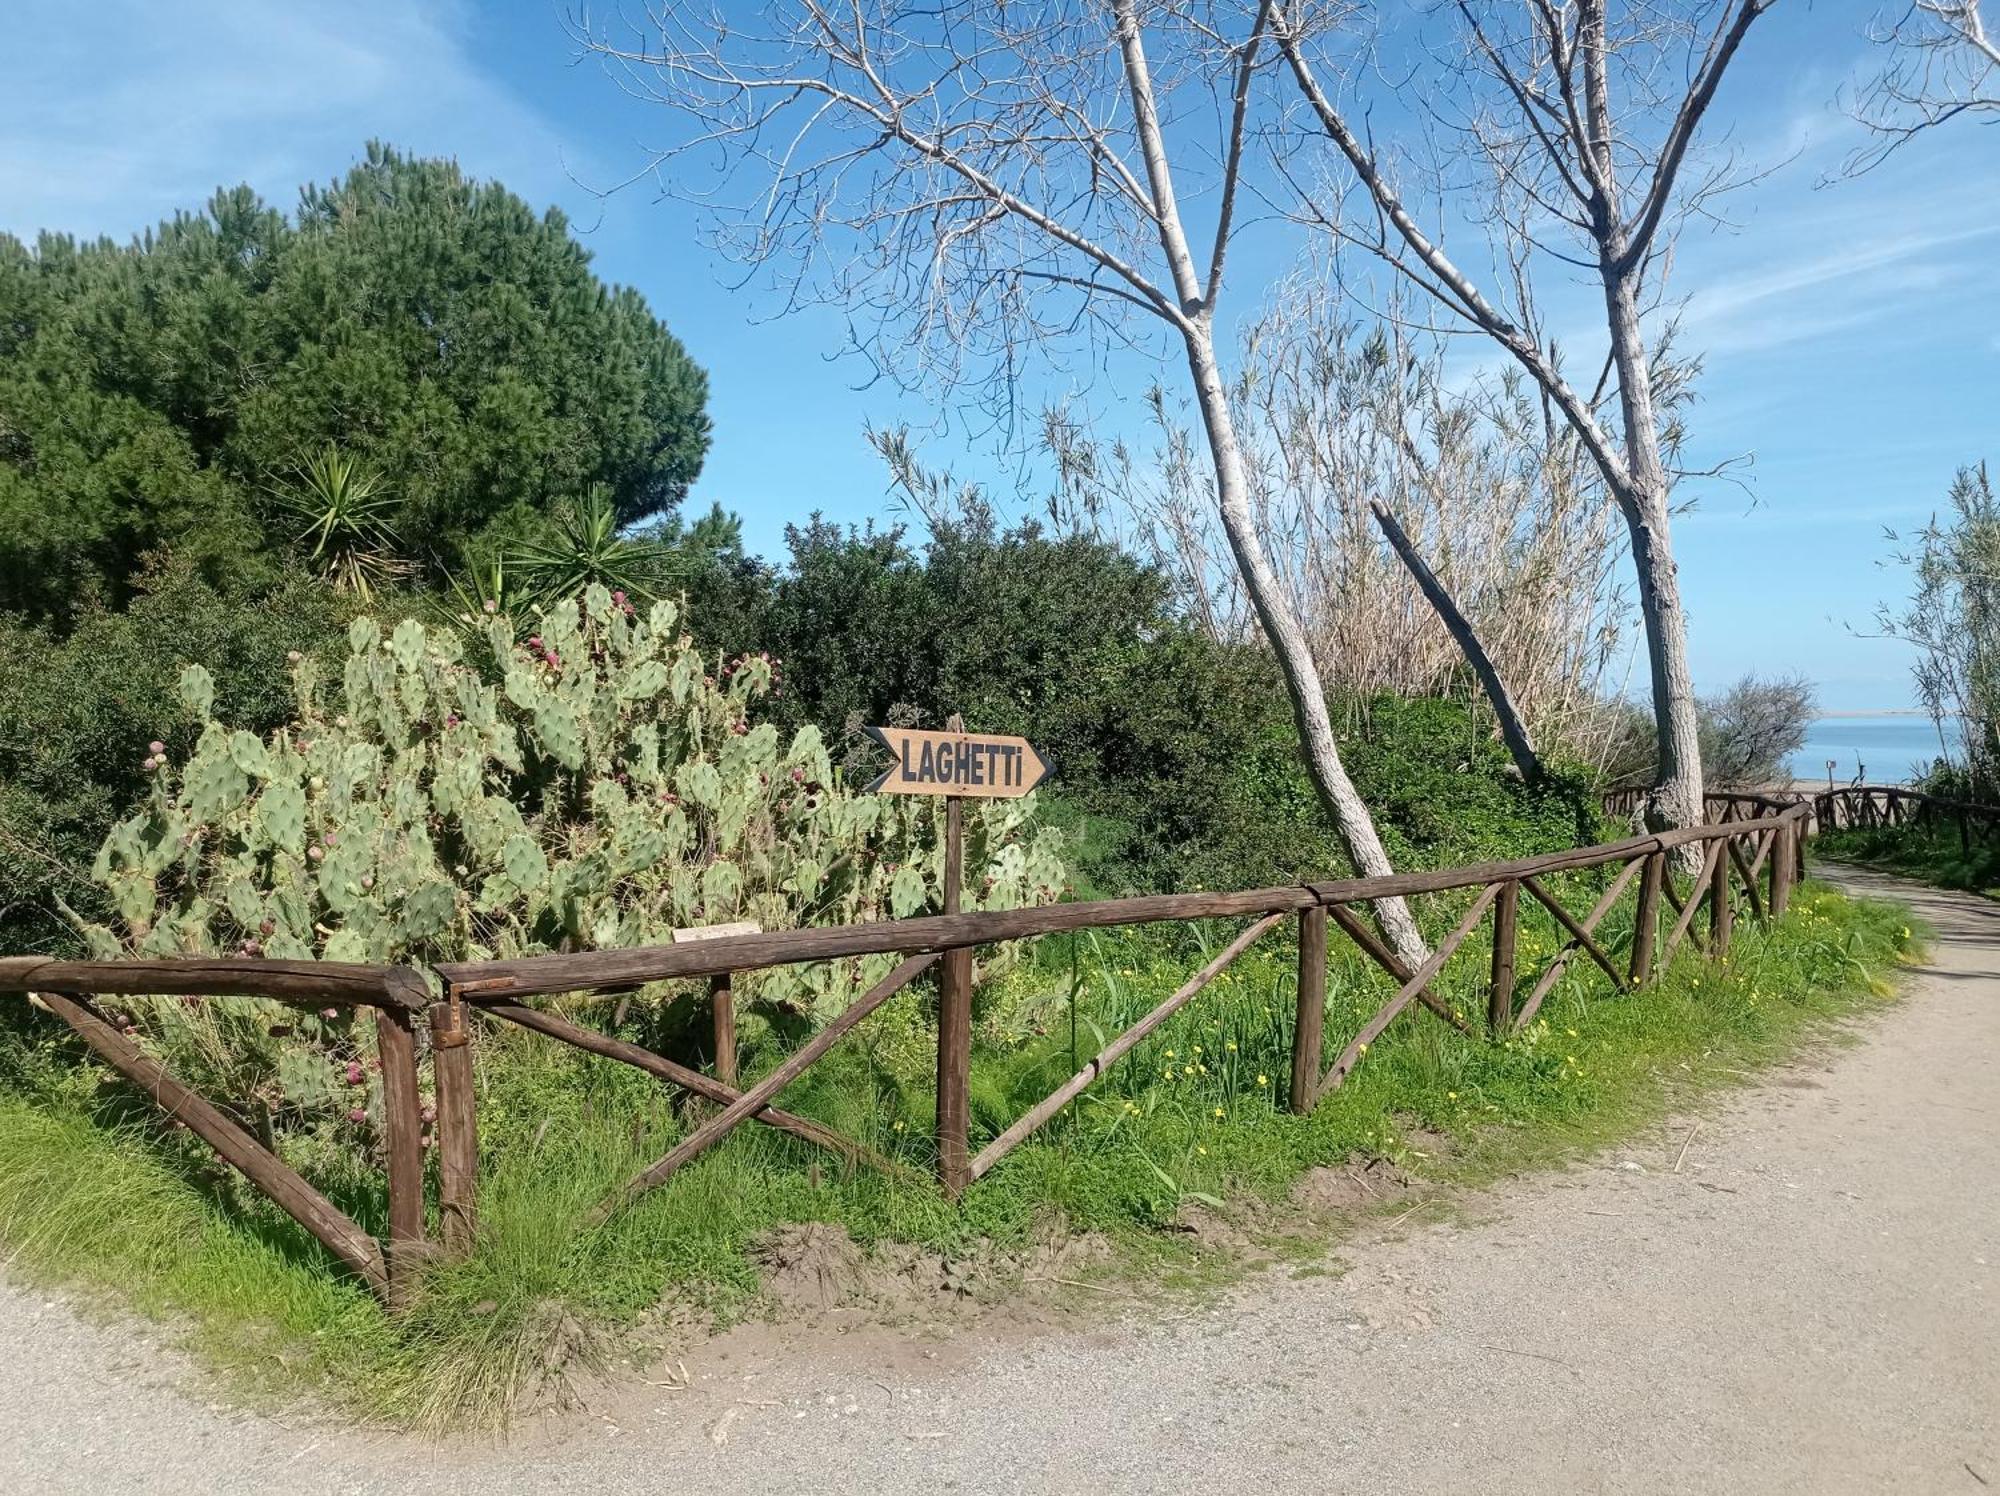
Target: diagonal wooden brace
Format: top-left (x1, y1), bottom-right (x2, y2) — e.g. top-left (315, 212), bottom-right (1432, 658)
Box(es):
top-left (1513, 858), bottom-right (1645, 1032)
top-left (31, 989), bottom-right (390, 1299)
top-left (475, 997), bottom-right (917, 1184)
top-left (1320, 883), bottom-right (1501, 1098)
top-left (1324, 903), bottom-right (1477, 1038)
top-left (583, 952), bottom-right (938, 1227)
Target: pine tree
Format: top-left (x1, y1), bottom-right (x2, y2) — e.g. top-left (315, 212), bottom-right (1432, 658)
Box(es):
top-left (0, 142), bottom-right (711, 624)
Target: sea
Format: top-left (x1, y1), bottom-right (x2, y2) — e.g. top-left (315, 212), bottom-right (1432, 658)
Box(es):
top-left (1787, 715), bottom-right (1956, 788)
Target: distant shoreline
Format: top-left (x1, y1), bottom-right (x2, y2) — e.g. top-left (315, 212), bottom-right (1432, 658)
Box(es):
top-left (1814, 710), bottom-right (1931, 720)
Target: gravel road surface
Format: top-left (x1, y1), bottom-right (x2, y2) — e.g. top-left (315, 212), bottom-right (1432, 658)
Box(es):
top-left (3, 864), bottom-right (1994, 1494)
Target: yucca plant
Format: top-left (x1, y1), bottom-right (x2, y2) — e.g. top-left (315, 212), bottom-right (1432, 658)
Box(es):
top-left (507, 488), bottom-right (682, 609)
top-left (433, 547), bottom-right (528, 631)
top-left (275, 446), bottom-right (409, 601)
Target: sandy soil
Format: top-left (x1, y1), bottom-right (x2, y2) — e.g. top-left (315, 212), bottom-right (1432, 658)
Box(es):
top-left (2, 863), bottom-right (1994, 1494)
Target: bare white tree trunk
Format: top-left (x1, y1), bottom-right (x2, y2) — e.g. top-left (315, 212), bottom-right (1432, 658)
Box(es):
top-left (1113, 0), bottom-right (1428, 965)
top-left (1185, 324), bottom-right (1430, 962)
top-left (1602, 275), bottom-right (1705, 835)
top-left (1581, 6), bottom-right (1706, 842)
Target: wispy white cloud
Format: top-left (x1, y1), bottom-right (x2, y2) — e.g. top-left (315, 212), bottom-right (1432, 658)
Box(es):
top-left (0, 0), bottom-right (582, 241)
top-left (1678, 226), bottom-right (1998, 355)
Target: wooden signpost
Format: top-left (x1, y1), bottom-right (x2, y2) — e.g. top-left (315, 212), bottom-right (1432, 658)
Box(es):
top-left (863, 725), bottom-right (1050, 799)
top-left (865, 719), bottom-right (1049, 1198)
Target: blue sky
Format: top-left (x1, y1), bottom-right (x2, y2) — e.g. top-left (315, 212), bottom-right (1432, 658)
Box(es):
top-left (5, 0), bottom-right (1995, 711)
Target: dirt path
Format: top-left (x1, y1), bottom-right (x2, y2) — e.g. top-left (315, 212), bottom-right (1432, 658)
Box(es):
top-left (4, 864), bottom-right (1995, 1494)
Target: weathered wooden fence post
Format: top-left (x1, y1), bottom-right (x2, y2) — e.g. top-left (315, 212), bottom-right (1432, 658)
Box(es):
top-left (1769, 819), bottom-right (1795, 919)
top-left (1289, 904), bottom-right (1327, 1113)
top-left (1708, 836), bottom-right (1734, 959)
top-left (428, 995), bottom-right (478, 1257)
top-left (374, 1003), bottom-right (426, 1308)
top-left (709, 973), bottom-right (738, 1088)
top-left (1630, 852), bottom-right (1665, 985)
top-left (1488, 880), bottom-right (1519, 1035)
top-left (935, 791), bottom-right (973, 1199)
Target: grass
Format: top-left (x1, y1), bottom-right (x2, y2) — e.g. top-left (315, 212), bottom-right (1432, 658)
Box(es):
top-left (0, 874), bottom-right (1915, 1431)
top-left (1816, 820), bottom-right (2000, 896)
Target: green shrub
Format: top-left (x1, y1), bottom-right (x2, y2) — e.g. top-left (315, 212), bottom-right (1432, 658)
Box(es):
top-left (1071, 646), bottom-right (1606, 894)
top-left (0, 563), bottom-right (359, 955)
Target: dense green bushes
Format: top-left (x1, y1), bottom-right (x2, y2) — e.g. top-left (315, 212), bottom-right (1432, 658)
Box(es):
top-left (0, 515), bottom-right (1606, 955)
top-left (676, 514), bottom-right (1600, 898)
top-left (1086, 672), bottom-right (1604, 894)
top-left (0, 565), bottom-right (359, 953)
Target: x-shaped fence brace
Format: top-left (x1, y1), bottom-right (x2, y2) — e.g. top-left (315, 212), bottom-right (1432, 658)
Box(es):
top-left (0, 804), bottom-right (1817, 1308)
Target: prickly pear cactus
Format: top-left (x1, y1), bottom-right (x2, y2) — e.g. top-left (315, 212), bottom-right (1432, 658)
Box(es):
top-left (85, 588), bottom-right (1069, 1044)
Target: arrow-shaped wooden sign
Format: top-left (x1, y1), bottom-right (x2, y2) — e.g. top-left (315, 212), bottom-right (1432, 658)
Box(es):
top-left (864, 725), bottom-right (1051, 799)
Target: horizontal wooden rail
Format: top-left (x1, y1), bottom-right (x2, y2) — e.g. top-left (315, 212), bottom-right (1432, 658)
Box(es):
top-left (433, 813), bottom-right (1806, 1001)
top-left (1817, 784), bottom-right (1998, 817)
top-left (0, 956), bottom-right (422, 1009)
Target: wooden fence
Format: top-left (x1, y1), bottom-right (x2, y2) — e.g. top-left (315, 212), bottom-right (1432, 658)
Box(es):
top-left (1600, 785), bottom-right (1808, 823)
top-left (0, 804), bottom-right (1813, 1309)
top-left (1809, 783), bottom-right (2000, 850)
top-left (1605, 782), bottom-right (2000, 848)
